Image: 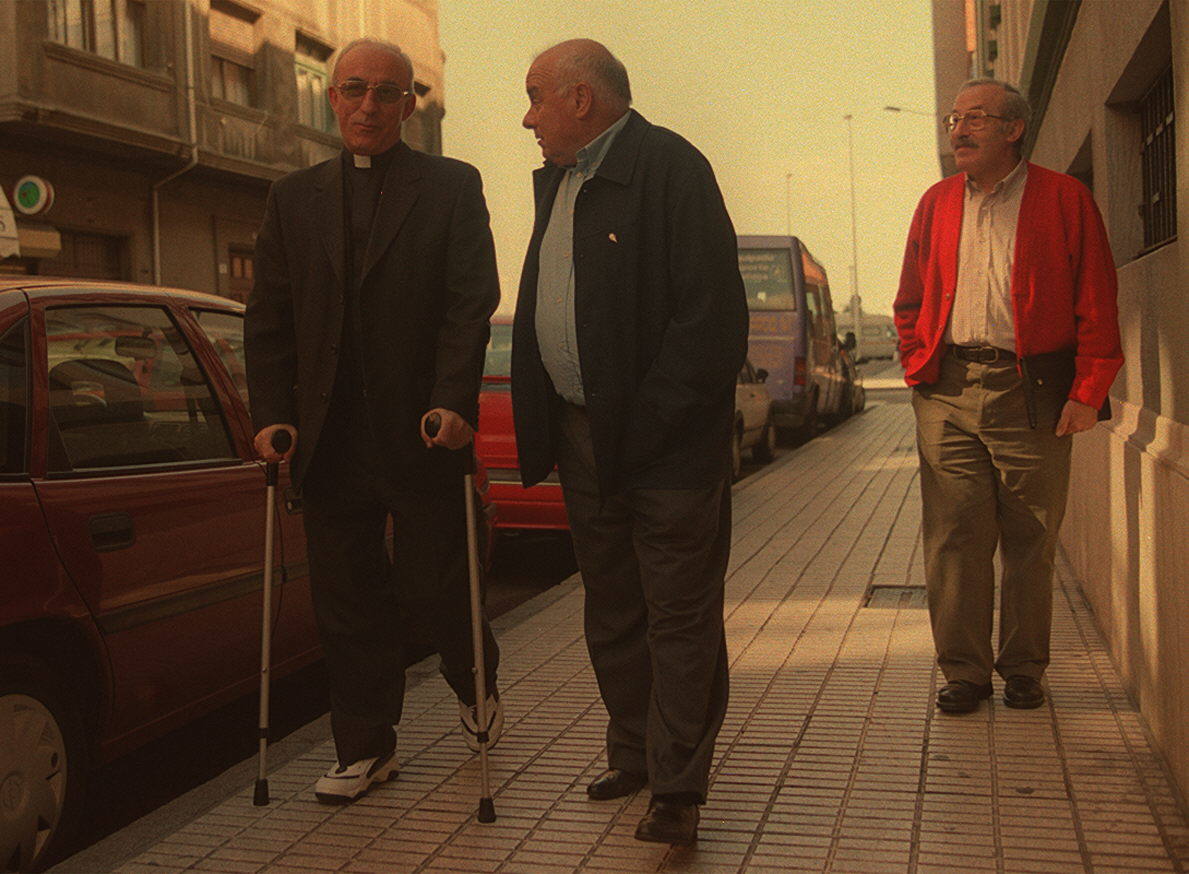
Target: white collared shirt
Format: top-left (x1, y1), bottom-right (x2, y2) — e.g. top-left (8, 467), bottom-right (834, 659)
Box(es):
top-left (945, 160), bottom-right (1028, 352)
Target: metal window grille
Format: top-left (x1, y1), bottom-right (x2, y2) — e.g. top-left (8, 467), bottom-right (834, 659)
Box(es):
top-left (1140, 66), bottom-right (1176, 250)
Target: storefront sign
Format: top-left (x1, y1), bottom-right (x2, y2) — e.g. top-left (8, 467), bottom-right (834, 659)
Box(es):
top-left (14, 176), bottom-right (55, 216)
top-left (0, 187), bottom-right (19, 259)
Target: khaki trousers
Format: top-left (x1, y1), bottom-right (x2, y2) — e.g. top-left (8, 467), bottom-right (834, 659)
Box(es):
top-left (912, 352), bottom-right (1072, 684)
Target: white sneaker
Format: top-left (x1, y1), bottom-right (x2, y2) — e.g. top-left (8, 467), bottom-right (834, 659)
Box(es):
top-left (460, 695), bottom-right (504, 752)
top-left (313, 749), bottom-right (398, 804)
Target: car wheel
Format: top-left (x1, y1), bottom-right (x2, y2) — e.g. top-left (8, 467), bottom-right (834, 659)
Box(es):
top-left (752, 413), bottom-right (777, 463)
top-left (0, 656), bottom-right (87, 873)
top-left (730, 427), bottom-right (743, 482)
top-left (837, 387), bottom-right (854, 423)
top-left (793, 390), bottom-right (819, 443)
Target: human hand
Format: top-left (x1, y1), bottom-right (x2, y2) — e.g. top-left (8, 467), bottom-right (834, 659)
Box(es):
top-left (1054, 400), bottom-right (1098, 436)
top-left (421, 408), bottom-right (474, 450)
top-left (254, 424), bottom-right (297, 462)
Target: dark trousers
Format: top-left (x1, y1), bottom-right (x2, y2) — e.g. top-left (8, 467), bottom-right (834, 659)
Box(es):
top-left (555, 403), bottom-right (730, 801)
top-left (302, 432), bottom-right (499, 767)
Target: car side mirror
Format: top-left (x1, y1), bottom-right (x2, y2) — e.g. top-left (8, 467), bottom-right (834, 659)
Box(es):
top-left (843, 331), bottom-right (857, 351)
top-left (755, 368), bottom-right (769, 383)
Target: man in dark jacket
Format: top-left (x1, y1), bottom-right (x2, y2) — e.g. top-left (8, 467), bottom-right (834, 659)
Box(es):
top-left (512, 39), bottom-right (748, 845)
top-left (245, 38), bottom-right (502, 804)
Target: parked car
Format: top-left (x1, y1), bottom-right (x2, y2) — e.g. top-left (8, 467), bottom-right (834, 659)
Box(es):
top-left (0, 278), bottom-right (495, 872)
top-left (737, 235), bottom-right (849, 441)
top-left (851, 313), bottom-right (894, 361)
top-left (733, 359), bottom-right (776, 479)
top-left (476, 317), bottom-right (569, 532)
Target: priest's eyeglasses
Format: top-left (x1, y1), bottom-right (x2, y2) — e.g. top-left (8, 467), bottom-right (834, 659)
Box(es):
top-left (943, 110), bottom-right (1009, 131)
top-left (335, 80), bottom-right (411, 103)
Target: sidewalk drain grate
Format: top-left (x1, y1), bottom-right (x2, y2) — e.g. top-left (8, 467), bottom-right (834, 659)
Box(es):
top-left (862, 585), bottom-right (927, 609)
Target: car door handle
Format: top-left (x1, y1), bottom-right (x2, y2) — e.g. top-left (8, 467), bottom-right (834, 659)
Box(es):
top-left (89, 512), bottom-right (135, 552)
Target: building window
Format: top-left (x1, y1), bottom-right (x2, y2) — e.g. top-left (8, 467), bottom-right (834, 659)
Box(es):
top-left (295, 34), bottom-right (334, 133)
top-left (209, 0), bottom-right (258, 107)
top-left (1140, 65), bottom-right (1176, 251)
top-left (41, 230), bottom-right (124, 281)
top-left (227, 246), bottom-right (254, 302)
top-left (48, 0), bottom-right (145, 67)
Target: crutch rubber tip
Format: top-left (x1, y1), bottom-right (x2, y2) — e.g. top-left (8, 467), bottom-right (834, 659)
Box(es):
top-left (253, 779), bottom-right (270, 806)
top-left (478, 797), bottom-right (496, 823)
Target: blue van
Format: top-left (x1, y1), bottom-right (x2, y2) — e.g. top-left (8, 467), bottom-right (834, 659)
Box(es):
top-left (737, 236), bottom-right (849, 439)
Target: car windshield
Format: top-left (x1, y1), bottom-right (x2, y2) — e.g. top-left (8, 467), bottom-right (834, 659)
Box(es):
top-left (739, 248), bottom-right (797, 311)
top-left (484, 323), bottom-right (512, 378)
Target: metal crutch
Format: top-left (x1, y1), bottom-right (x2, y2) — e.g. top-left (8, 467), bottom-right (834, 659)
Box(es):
top-left (425, 412), bottom-right (497, 823)
top-left (254, 428), bottom-right (291, 806)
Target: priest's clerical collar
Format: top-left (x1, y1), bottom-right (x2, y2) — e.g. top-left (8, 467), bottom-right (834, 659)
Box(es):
top-left (342, 142), bottom-right (401, 172)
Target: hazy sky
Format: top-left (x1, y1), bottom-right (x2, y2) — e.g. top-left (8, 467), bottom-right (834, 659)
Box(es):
top-left (436, 0), bottom-right (942, 320)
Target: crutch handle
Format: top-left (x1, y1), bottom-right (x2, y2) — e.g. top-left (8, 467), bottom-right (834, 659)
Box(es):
top-left (424, 412), bottom-right (442, 438)
top-left (271, 429), bottom-right (293, 454)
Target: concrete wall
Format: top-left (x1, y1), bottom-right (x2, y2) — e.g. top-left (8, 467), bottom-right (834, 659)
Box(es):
top-left (999, 0), bottom-right (1189, 800)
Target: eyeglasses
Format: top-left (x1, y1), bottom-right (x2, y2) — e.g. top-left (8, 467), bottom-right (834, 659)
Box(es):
top-left (334, 80), bottom-right (411, 103)
top-left (943, 110), bottom-right (1009, 131)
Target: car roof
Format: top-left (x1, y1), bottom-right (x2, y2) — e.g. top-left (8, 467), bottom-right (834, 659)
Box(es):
top-left (0, 277), bottom-right (244, 310)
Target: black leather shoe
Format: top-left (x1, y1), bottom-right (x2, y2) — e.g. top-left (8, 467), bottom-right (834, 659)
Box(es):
top-left (936, 680), bottom-right (993, 713)
top-left (1003, 675), bottom-right (1045, 709)
top-left (586, 768), bottom-right (647, 800)
top-left (634, 797), bottom-right (698, 845)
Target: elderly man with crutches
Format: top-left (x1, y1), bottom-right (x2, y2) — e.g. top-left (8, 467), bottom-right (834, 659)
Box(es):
top-left (245, 37), bottom-right (502, 807)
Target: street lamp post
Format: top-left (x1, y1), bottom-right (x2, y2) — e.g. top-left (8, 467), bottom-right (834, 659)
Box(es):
top-left (843, 113), bottom-right (860, 351)
top-left (883, 105), bottom-right (935, 117)
top-left (841, 106), bottom-right (933, 359)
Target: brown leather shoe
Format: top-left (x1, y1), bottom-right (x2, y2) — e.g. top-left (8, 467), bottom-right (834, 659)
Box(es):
top-left (1003, 675), bottom-right (1045, 709)
top-left (586, 768), bottom-right (647, 800)
top-left (634, 797), bottom-right (698, 845)
top-left (936, 680), bottom-right (993, 713)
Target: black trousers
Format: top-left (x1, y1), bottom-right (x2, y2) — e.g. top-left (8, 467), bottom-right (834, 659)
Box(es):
top-left (301, 430), bottom-right (499, 767)
top-left (554, 403), bottom-right (731, 801)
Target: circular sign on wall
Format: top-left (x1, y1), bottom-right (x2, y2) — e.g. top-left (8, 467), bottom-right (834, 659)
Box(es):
top-left (13, 176), bottom-right (55, 216)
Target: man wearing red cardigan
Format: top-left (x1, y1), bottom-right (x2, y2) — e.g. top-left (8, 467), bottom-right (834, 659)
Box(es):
top-left (894, 79), bottom-right (1122, 714)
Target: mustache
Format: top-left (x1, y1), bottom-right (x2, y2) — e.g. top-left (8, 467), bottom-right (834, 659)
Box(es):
top-left (953, 137), bottom-right (977, 148)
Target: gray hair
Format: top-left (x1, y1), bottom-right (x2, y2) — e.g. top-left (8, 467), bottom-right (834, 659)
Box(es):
top-left (552, 44), bottom-right (632, 109)
top-left (960, 77), bottom-right (1032, 133)
top-left (331, 38), bottom-right (414, 84)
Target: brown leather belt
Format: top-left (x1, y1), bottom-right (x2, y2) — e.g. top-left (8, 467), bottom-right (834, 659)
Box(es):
top-left (950, 345), bottom-right (1016, 364)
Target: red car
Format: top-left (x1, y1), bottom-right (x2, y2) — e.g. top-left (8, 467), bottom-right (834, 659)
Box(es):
top-left (0, 278), bottom-right (494, 871)
top-left (477, 317), bottom-right (569, 531)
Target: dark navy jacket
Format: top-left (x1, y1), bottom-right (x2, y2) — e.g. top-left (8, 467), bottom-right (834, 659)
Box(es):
top-left (246, 142), bottom-right (500, 488)
top-left (511, 110), bottom-right (748, 496)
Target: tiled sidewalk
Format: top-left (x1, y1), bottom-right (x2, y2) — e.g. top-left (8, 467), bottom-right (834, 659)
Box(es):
top-left (106, 397), bottom-right (1188, 873)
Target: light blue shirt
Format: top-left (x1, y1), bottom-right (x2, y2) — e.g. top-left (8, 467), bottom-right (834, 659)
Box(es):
top-left (535, 111), bottom-right (631, 405)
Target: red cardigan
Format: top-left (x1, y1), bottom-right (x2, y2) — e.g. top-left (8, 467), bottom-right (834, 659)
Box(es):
top-left (893, 163), bottom-right (1123, 408)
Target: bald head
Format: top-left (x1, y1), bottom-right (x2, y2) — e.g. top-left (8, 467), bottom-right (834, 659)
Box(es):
top-left (523, 39), bottom-right (632, 167)
top-left (331, 38), bottom-right (414, 84)
top-left (537, 39), bottom-right (631, 114)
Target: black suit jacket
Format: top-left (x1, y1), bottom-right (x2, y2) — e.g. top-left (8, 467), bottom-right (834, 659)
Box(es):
top-left (511, 110), bottom-right (748, 496)
top-left (245, 142), bottom-right (500, 487)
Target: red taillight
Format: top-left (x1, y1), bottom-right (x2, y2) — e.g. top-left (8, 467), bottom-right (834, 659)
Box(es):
top-left (793, 356), bottom-right (807, 386)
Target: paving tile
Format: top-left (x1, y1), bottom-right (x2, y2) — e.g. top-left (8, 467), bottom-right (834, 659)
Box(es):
top-left (101, 400), bottom-right (1188, 874)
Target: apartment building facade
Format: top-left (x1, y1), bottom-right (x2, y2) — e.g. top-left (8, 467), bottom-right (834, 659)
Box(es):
top-left (933, 0), bottom-right (1187, 798)
top-left (0, 0), bottom-right (445, 298)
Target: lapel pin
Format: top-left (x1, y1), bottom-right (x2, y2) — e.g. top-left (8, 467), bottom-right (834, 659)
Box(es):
top-left (609, 232), bottom-right (618, 243)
